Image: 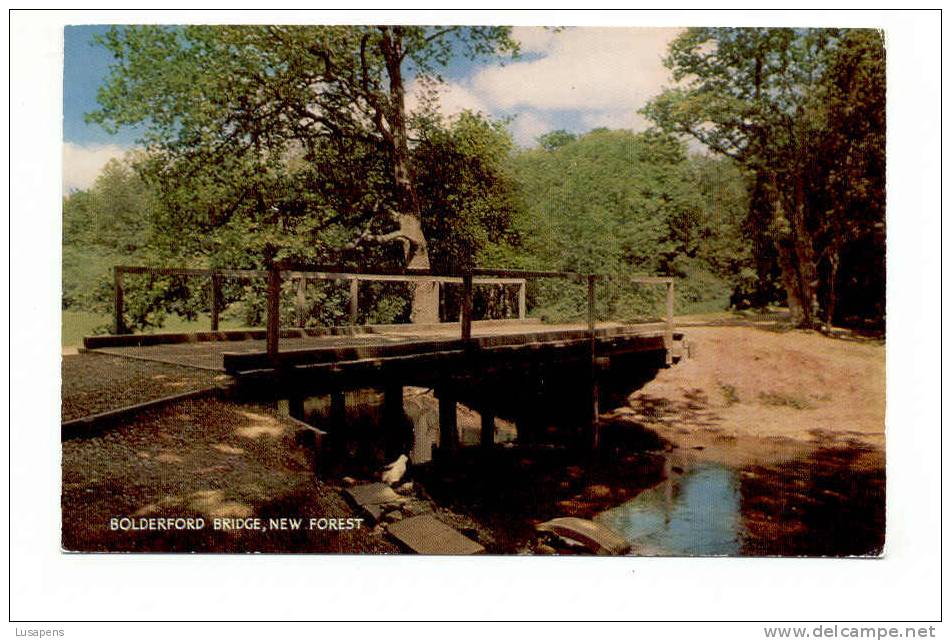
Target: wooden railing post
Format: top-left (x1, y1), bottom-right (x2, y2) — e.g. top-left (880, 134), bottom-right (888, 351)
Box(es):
top-left (295, 275), bottom-right (307, 328)
top-left (586, 274), bottom-right (597, 333)
top-left (517, 281), bottom-right (527, 320)
top-left (665, 279), bottom-right (675, 365)
top-left (113, 267), bottom-right (125, 335)
top-left (210, 272), bottom-right (222, 331)
top-left (349, 278), bottom-right (359, 327)
top-left (461, 272), bottom-right (473, 341)
top-left (266, 267), bottom-right (282, 361)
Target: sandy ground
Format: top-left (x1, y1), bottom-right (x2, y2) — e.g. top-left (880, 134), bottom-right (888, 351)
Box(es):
top-left (620, 324), bottom-right (885, 449)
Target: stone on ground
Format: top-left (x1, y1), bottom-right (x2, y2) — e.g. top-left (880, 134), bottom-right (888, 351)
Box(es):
top-left (344, 482), bottom-right (404, 522)
top-left (535, 517), bottom-right (631, 555)
top-left (386, 514), bottom-right (485, 555)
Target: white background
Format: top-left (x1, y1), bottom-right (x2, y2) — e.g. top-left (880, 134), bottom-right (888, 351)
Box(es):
top-left (4, 5), bottom-right (945, 636)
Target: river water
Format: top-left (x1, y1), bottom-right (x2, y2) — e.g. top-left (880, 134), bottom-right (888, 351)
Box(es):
top-left (295, 386), bottom-right (884, 557)
top-left (596, 462), bottom-right (743, 556)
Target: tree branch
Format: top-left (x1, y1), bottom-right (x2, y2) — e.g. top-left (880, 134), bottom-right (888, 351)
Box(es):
top-left (359, 31), bottom-right (394, 144)
top-left (346, 228), bottom-right (414, 251)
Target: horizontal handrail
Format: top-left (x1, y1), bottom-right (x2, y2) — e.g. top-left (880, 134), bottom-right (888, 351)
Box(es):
top-left (111, 264), bottom-right (676, 364)
top-left (115, 264), bottom-right (525, 284)
top-left (114, 264), bottom-right (673, 284)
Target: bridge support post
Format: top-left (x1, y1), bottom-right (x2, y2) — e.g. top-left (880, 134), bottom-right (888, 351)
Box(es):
top-left (480, 406), bottom-right (495, 449)
top-left (330, 390), bottom-right (346, 431)
top-left (517, 281), bottom-right (527, 320)
top-left (437, 386), bottom-right (459, 454)
top-left (461, 272), bottom-right (473, 341)
top-left (588, 370), bottom-right (602, 451)
top-left (383, 384), bottom-right (408, 459)
top-left (287, 393), bottom-right (304, 420)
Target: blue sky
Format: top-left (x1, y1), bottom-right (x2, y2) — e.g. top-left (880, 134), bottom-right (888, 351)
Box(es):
top-left (63, 25), bottom-right (682, 190)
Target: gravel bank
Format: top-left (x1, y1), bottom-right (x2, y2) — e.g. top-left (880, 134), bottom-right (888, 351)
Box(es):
top-left (62, 353), bottom-right (226, 421)
top-left (62, 397), bottom-right (399, 553)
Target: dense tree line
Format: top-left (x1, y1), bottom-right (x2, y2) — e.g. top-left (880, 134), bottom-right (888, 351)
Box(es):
top-left (495, 129), bottom-right (750, 321)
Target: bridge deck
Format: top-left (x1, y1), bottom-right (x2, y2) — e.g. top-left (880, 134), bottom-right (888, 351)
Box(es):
top-left (85, 320), bottom-right (676, 374)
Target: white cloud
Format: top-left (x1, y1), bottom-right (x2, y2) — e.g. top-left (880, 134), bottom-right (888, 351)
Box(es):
top-left (409, 27), bottom-right (685, 148)
top-left (406, 77), bottom-right (489, 118)
top-left (510, 26), bottom-right (558, 54)
top-left (472, 27), bottom-right (683, 114)
top-left (509, 112), bottom-right (554, 147)
top-left (580, 108), bottom-right (652, 132)
top-left (62, 142), bottom-right (131, 192)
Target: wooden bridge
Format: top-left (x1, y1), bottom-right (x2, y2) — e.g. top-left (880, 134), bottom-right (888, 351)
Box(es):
top-left (84, 264), bottom-right (685, 452)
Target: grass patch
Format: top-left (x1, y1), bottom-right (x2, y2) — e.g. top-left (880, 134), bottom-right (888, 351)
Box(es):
top-left (758, 391), bottom-right (814, 410)
top-left (61, 310), bottom-right (251, 348)
top-left (719, 383), bottom-right (741, 406)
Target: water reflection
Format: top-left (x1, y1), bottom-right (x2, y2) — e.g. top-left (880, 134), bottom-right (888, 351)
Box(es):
top-left (596, 463), bottom-right (743, 556)
top-left (595, 442), bottom-right (885, 557)
top-left (288, 381), bottom-right (884, 557)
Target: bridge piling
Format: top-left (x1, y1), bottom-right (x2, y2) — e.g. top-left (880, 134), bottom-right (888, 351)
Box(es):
top-left (437, 386), bottom-right (460, 455)
top-left (383, 383), bottom-right (407, 459)
top-left (480, 407), bottom-right (496, 449)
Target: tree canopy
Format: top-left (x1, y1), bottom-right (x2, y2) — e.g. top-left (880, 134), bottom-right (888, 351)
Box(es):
top-left (89, 25), bottom-right (520, 322)
top-left (644, 27), bottom-right (885, 328)
top-left (495, 129), bottom-right (750, 321)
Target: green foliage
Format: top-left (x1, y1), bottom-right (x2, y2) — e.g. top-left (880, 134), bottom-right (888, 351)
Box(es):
top-left (62, 158), bottom-right (156, 311)
top-left (644, 27), bottom-right (886, 327)
top-left (496, 128), bottom-right (750, 321)
top-left (806, 30), bottom-right (886, 326)
top-left (537, 130), bottom-right (577, 151)
top-left (414, 111), bottom-right (523, 273)
top-left (86, 25), bottom-right (518, 268)
top-left (70, 25), bottom-right (881, 333)
top-left (76, 25), bottom-right (521, 329)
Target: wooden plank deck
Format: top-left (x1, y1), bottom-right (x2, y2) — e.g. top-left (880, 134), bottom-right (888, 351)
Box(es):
top-left (85, 320), bottom-right (675, 374)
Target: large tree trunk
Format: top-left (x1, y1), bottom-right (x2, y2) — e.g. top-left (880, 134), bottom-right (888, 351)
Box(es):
top-left (773, 239), bottom-right (805, 325)
top-left (379, 27), bottom-right (439, 324)
top-left (768, 173), bottom-right (820, 329)
top-left (825, 248), bottom-right (840, 333)
top-left (790, 174), bottom-right (821, 327)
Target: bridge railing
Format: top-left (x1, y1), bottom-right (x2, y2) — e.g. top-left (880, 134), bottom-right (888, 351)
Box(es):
top-left (110, 264), bottom-right (528, 336)
top-left (110, 264), bottom-right (674, 362)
